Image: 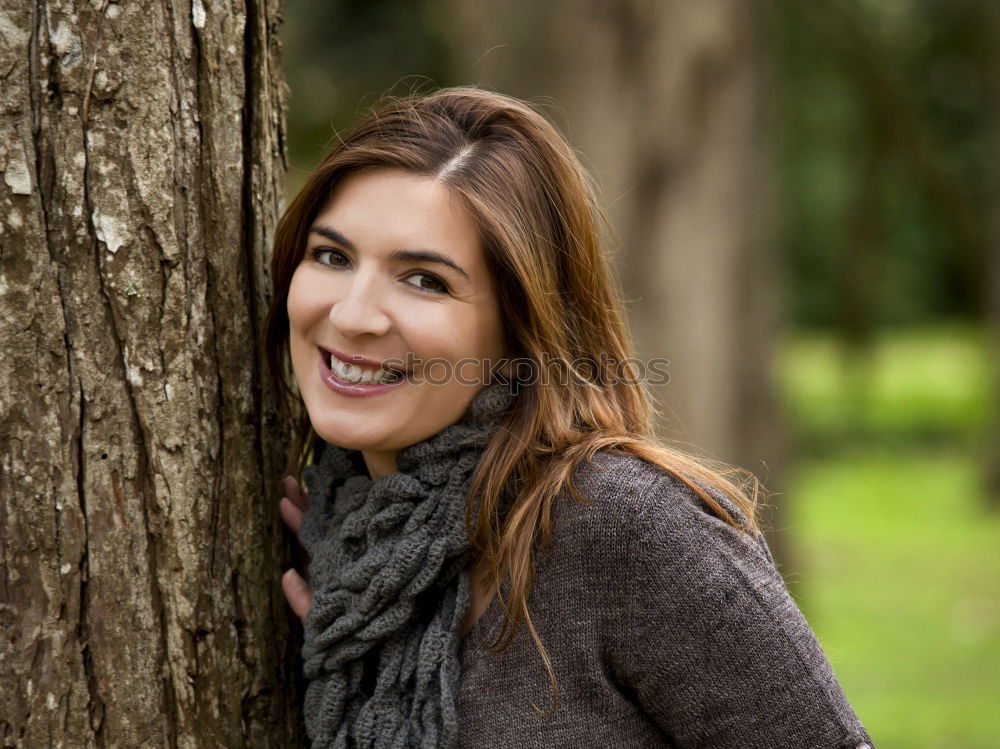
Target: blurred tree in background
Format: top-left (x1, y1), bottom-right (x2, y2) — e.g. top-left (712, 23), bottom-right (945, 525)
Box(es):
top-left (775, 0), bottom-right (988, 331)
top-left (283, 0), bottom-right (991, 333)
top-left (280, 0), bottom-right (999, 745)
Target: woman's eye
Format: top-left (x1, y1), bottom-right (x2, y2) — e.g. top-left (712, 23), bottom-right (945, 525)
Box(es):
top-left (310, 248), bottom-right (347, 266)
top-left (307, 248), bottom-right (447, 294)
top-left (405, 272), bottom-right (448, 294)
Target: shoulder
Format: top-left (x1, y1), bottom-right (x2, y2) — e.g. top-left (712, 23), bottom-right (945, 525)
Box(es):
top-left (554, 448), bottom-right (773, 570)
top-left (556, 452), bottom-right (876, 748)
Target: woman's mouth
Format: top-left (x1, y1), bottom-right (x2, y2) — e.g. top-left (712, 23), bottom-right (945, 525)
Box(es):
top-left (317, 346), bottom-right (410, 390)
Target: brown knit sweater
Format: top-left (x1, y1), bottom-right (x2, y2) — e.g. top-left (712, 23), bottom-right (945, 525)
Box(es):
top-left (457, 450), bottom-right (876, 749)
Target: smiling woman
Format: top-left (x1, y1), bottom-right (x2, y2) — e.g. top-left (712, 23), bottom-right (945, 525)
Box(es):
top-left (285, 168), bottom-right (508, 480)
top-left (262, 87), bottom-right (876, 749)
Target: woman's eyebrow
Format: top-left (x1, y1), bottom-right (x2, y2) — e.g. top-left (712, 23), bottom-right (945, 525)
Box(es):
top-left (309, 224), bottom-right (471, 282)
top-left (310, 225), bottom-right (356, 250)
top-left (390, 249), bottom-right (470, 282)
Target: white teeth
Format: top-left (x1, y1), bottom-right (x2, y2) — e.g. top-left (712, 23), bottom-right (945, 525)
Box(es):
top-left (327, 351), bottom-right (402, 385)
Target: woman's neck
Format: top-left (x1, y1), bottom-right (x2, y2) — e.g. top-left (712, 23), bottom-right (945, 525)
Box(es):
top-left (362, 450), bottom-right (399, 481)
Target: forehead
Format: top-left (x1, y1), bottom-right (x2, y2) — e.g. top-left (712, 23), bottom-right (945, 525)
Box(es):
top-left (313, 168), bottom-right (485, 265)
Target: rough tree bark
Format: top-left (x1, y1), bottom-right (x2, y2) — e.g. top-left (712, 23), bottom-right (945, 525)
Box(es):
top-left (441, 0), bottom-right (790, 566)
top-left (0, 0), bottom-right (301, 746)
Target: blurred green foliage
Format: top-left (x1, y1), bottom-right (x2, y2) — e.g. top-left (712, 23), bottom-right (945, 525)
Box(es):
top-left (781, 325), bottom-right (999, 747)
top-left (777, 324), bottom-right (991, 448)
top-left (281, 0), bottom-right (449, 179)
top-left (771, 0), bottom-right (990, 328)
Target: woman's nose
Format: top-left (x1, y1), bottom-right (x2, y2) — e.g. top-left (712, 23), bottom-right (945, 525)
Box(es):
top-left (327, 273), bottom-right (392, 338)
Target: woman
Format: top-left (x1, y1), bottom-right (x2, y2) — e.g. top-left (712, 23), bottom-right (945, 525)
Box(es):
top-left (265, 87), bottom-right (876, 748)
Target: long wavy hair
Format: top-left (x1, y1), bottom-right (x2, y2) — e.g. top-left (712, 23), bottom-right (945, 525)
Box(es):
top-left (263, 85), bottom-right (767, 712)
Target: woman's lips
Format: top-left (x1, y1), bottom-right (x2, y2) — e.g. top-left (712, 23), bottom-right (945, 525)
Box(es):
top-left (317, 346), bottom-right (409, 397)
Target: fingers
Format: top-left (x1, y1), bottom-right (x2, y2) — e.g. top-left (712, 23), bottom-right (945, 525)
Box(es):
top-left (279, 477), bottom-right (313, 565)
top-left (280, 479), bottom-right (315, 626)
top-left (281, 475), bottom-right (309, 513)
top-left (279, 496), bottom-right (303, 536)
top-left (282, 568), bottom-right (314, 624)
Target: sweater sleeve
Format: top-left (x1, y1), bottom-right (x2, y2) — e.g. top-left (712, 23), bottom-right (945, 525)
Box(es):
top-left (611, 474), bottom-right (876, 749)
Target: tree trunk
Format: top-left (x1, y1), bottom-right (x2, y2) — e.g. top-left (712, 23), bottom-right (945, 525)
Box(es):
top-left (441, 0), bottom-right (790, 567)
top-left (0, 1), bottom-right (301, 746)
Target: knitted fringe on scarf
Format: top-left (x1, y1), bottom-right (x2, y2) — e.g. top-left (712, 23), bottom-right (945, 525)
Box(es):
top-left (298, 381), bottom-right (515, 748)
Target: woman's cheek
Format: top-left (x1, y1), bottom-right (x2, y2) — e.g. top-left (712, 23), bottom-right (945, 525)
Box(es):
top-left (286, 270), bottom-right (316, 329)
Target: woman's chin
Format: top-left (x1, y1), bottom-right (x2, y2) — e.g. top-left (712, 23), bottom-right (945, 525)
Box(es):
top-left (310, 419), bottom-right (395, 453)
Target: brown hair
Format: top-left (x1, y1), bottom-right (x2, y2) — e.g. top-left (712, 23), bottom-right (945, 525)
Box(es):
top-left (263, 85), bottom-right (766, 713)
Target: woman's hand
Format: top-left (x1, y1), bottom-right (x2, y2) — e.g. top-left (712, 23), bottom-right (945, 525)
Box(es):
top-left (280, 475), bottom-right (314, 623)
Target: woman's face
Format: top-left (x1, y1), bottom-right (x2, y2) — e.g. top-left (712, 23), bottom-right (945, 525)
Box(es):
top-left (287, 167), bottom-right (507, 478)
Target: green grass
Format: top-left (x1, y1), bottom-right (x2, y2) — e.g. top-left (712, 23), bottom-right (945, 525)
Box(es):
top-left (778, 324), bottom-right (1000, 749)
top-left (776, 324), bottom-right (993, 446)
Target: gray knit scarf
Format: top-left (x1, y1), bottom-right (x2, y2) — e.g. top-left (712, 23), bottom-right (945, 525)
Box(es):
top-left (298, 381), bottom-right (515, 749)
